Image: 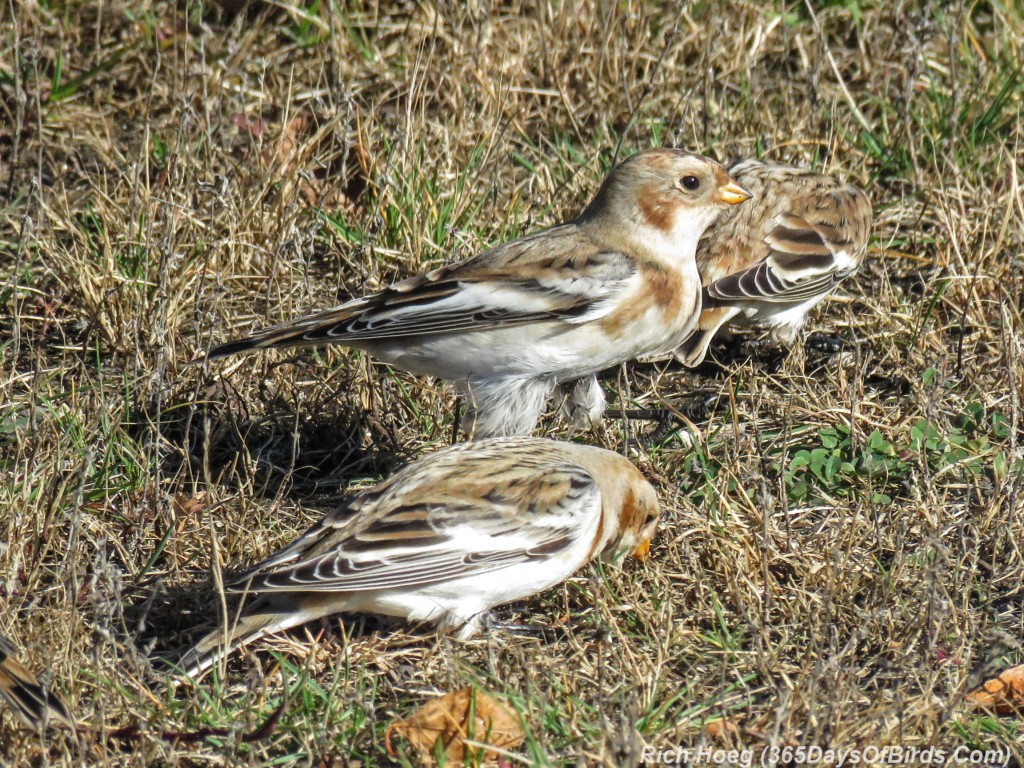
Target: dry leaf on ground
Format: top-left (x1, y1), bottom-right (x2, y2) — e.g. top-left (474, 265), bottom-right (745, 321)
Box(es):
top-left (965, 664), bottom-right (1024, 714)
top-left (704, 717), bottom-right (740, 741)
top-left (171, 492), bottom-right (208, 519)
top-left (385, 687), bottom-right (524, 767)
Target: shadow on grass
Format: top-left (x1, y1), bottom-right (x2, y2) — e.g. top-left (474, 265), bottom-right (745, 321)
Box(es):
top-left (134, 364), bottom-right (417, 503)
top-left (126, 574), bottom-right (394, 676)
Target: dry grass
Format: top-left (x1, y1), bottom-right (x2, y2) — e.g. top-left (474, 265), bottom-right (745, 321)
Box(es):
top-left (2, 1), bottom-right (1023, 765)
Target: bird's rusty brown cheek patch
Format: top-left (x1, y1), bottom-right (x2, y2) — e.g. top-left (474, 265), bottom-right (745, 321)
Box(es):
top-left (617, 489), bottom-right (642, 532)
top-left (638, 191), bottom-right (675, 233)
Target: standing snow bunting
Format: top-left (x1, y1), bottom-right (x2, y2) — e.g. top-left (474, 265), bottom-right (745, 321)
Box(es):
top-left (206, 148), bottom-right (750, 437)
top-left (673, 159), bottom-right (871, 366)
top-left (177, 437), bottom-right (660, 676)
top-left (0, 634), bottom-right (74, 730)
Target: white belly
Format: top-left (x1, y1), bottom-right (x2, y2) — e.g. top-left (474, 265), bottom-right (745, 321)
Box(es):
top-left (362, 297), bottom-right (699, 384)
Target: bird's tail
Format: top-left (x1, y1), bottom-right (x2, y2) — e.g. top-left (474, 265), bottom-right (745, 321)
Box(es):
top-left (205, 302), bottom-right (367, 361)
top-left (673, 302), bottom-right (741, 367)
top-left (673, 328), bottom-right (716, 367)
top-left (174, 593), bottom-right (341, 678)
top-left (175, 609), bottom-right (283, 678)
top-left (0, 635), bottom-right (74, 730)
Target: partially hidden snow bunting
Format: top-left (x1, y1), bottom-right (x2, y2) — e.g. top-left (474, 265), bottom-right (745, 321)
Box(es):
top-left (673, 158), bottom-right (871, 366)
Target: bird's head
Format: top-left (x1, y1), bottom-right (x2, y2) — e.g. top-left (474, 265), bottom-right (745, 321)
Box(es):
top-left (580, 147), bottom-right (751, 253)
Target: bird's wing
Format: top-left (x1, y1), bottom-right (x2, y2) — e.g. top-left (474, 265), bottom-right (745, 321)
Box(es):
top-left (225, 443), bottom-right (603, 593)
top-left (208, 225), bottom-right (637, 358)
top-left (702, 212), bottom-right (863, 307)
top-left (0, 634), bottom-right (74, 729)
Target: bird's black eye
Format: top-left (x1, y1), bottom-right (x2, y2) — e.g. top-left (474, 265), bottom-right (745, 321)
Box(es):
top-left (680, 175), bottom-right (701, 191)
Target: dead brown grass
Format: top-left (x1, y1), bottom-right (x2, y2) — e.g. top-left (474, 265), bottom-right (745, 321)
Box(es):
top-left (2, 1), bottom-right (1023, 765)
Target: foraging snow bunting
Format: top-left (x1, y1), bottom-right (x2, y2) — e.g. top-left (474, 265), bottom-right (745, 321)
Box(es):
top-left (177, 437), bottom-right (660, 675)
top-left (0, 633), bottom-right (74, 730)
top-left (206, 148), bottom-right (750, 437)
top-left (673, 159), bottom-right (872, 366)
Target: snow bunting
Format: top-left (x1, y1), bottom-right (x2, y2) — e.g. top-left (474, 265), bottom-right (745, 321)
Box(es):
top-left (206, 148), bottom-right (750, 437)
top-left (177, 437), bottom-right (660, 675)
top-left (673, 159), bottom-right (872, 366)
top-left (0, 633), bottom-right (74, 730)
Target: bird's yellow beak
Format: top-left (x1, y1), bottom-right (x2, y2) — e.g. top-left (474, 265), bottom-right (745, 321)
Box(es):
top-left (716, 181), bottom-right (752, 206)
top-left (632, 538), bottom-right (651, 561)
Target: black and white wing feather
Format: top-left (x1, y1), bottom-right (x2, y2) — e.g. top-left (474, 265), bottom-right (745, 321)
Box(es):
top-left (0, 634), bottom-right (74, 730)
top-left (227, 443), bottom-right (604, 594)
top-left (208, 226), bottom-right (637, 358)
top-left (702, 212), bottom-right (860, 309)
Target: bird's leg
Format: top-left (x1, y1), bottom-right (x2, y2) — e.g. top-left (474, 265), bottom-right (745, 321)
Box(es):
top-left (605, 407), bottom-right (671, 421)
top-left (558, 375), bottom-right (606, 431)
top-left (450, 396), bottom-right (464, 444)
top-left (485, 612), bottom-right (557, 640)
top-left (465, 375), bottom-right (556, 437)
top-left (487, 622), bottom-right (553, 638)
top-left (606, 406), bottom-right (685, 450)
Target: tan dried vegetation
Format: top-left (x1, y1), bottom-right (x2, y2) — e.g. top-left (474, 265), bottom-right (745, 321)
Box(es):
top-left (1, 1), bottom-right (1022, 765)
